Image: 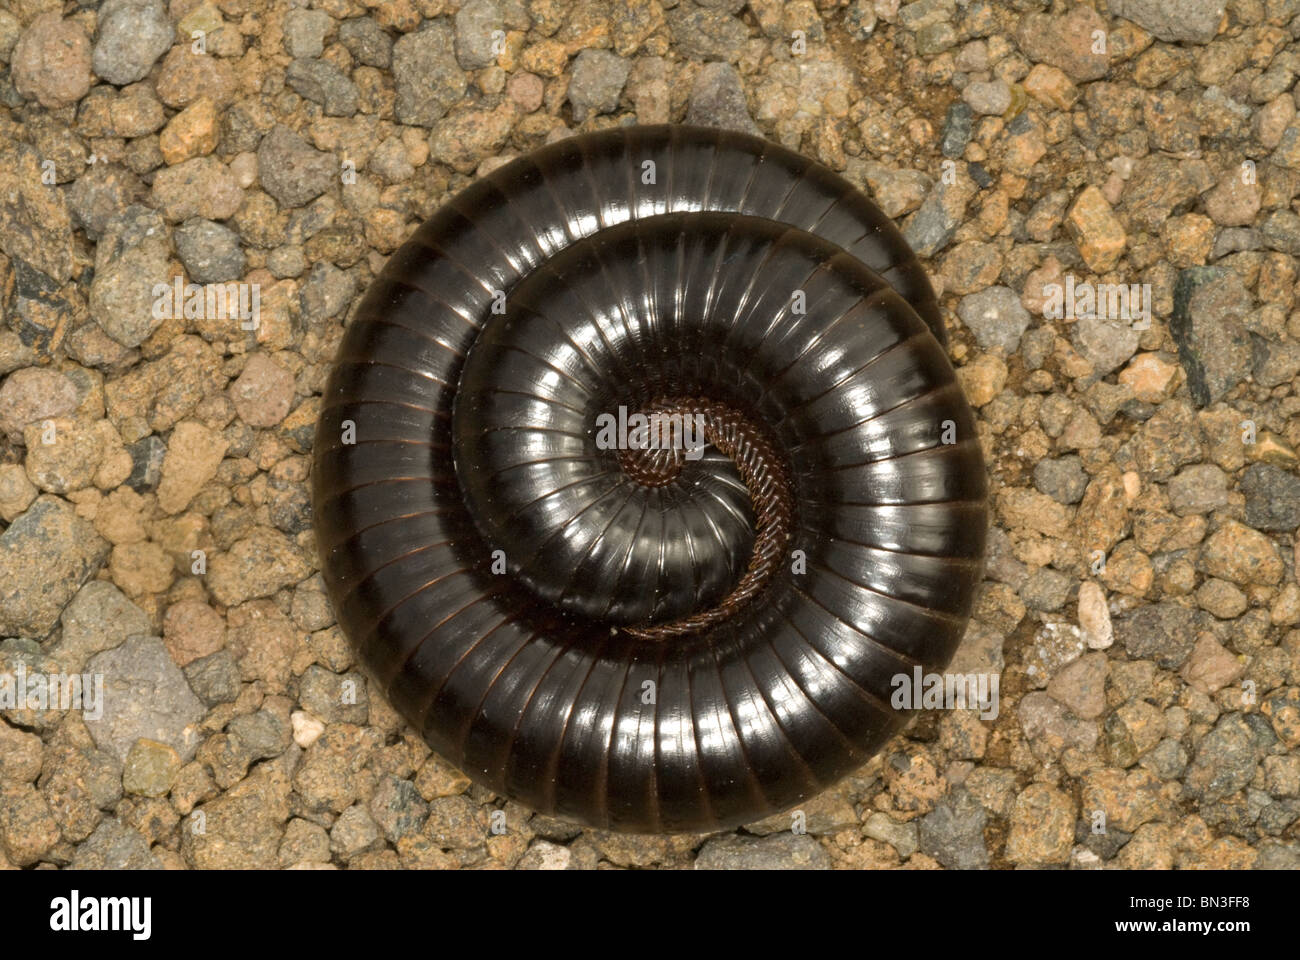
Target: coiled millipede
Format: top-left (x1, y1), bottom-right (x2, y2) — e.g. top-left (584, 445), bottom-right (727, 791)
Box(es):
top-left (312, 125), bottom-right (988, 834)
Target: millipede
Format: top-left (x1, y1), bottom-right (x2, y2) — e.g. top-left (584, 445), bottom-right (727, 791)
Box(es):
top-left (311, 124), bottom-right (989, 834)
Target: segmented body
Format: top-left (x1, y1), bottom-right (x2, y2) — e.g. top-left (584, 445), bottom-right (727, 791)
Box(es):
top-left (312, 125), bottom-right (988, 833)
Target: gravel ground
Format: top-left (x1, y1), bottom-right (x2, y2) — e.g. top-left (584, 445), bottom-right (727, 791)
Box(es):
top-left (1, 0), bottom-right (1299, 870)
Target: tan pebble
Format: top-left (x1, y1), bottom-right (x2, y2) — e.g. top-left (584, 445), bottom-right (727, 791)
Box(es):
top-left (159, 97), bottom-right (220, 165)
top-left (163, 599), bottom-right (226, 667)
top-left (0, 465), bottom-right (38, 522)
top-left (1121, 471), bottom-right (1141, 504)
top-left (291, 710), bottom-right (326, 748)
top-left (1118, 352), bottom-right (1180, 403)
top-left (955, 354), bottom-right (1007, 407)
top-left (1065, 185), bottom-right (1126, 272)
top-left (157, 421), bottom-right (228, 514)
top-left (228, 151), bottom-right (259, 188)
top-left (1022, 63), bottom-right (1078, 110)
top-left (110, 541), bottom-right (176, 597)
top-left (1077, 580), bottom-right (1113, 649)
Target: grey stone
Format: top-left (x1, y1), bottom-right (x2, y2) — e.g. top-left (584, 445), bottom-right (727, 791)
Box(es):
top-left (183, 649), bottom-right (241, 705)
top-left (90, 204), bottom-right (171, 348)
top-left (1171, 266), bottom-right (1253, 406)
top-left (1185, 714), bottom-right (1258, 802)
top-left (918, 788), bottom-right (988, 869)
top-left (1115, 602), bottom-right (1208, 670)
top-left (299, 262), bottom-right (355, 325)
top-left (284, 196), bottom-right (336, 243)
top-left (70, 817), bottom-right (159, 869)
top-left (1019, 690), bottom-right (1099, 752)
top-left (368, 138), bottom-right (415, 184)
top-left (941, 101), bottom-right (973, 159)
top-left (903, 180), bottom-right (964, 257)
top-left (269, 483), bottom-right (311, 534)
top-left (567, 49), bottom-right (631, 123)
top-left (49, 581), bottom-right (151, 674)
top-left (957, 286), bottom-right (1031, 353)
top-left (283, 8), bottom-right (332, 60)
top-left (267, 245), bottom-right (307, 279)
top-left (1255, 844), bottom-right (1300, 869)
top-left (862, 811), bottom-right (918, 858)
top-left (174, 217), bottom-right (246, 284)
top-left (844, 0), bottom-right (878, 39)
top-left (1252, 337), bottom-right (1300, 389)
top-left (1196, 790), bottom-right (1266, 841)
top-left (339, 17), bottom-right (391, 68)
top-left (1020, 325), bottom-right (1055, 372)
top-left (1240, 463), bottom-right (1300, 531)
top-left (298, 665), bottom-right (369, 724)
top-left (92, 0), bottom-right (172, 85)
top-left (454, 0), bottom-right (503, 70)
top-left (1110, 0), bottom-right (1225, 44)
top-left (1140, 738), bottom-right (1189, 781)
top-left (67, 163), bottom-right (145, 239)
top-left (125, 435), bottom-right (166, 492)
top-left (1023, 567), bottom-right (1073, 612)
top-left (1078, 819), bottom-right (1131, 860)
top-left (1258, 798), bottom-right (1300, 836)
top-left (963, 79), bottom-right (1011, 115)
top-left (286, 58), bottom-right (359, 117)
top-left (330, 803), bottom-right (384, 859)
top-left (1167, 464), bottom-right (1229, 516)
top-left (0, 496), bottom-right (109, 638)
top-left (257, 125), bottom-right (337, 209)
top-left (228, 709), bottom-right (289, 761)
top-left (915, 21), bottom-right (957, 55)
top-left (1033, 455), bottom-right (1089, 505)
top-left (1244, 712), bottom-right (1279, 753)
top-left (965, 767), bottom-right (1018, 817)
top-left (369, 774), bottom-right (429, 842)
top-left (899, 0), bottom-right (957, 31)
top-left (1213, 227), bottom-right (1262, 259)
top-left (392, 22), bottom-right (466, 127)
top-left (686, 61), bottom-right (758, 135)
top-left (85, 636), bottom-right (205, 763)
top-left (1073, 315), bottom-right (1140, 377)
top-left (1262, 209), bottom-right (1300, 256)
top-left (665, 5), bottom-right (750, 61)
top-left (694, 832), bottom-right (832, 870)
top-left (949, 620), bottom-right (1005, 676)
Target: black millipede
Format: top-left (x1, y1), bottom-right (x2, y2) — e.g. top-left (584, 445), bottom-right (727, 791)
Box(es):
top-left (311, 125), bottom-right (988, 834)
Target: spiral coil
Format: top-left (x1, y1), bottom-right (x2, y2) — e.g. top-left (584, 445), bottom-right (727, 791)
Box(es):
top-left (312, 125), bottom-right (988, 833)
